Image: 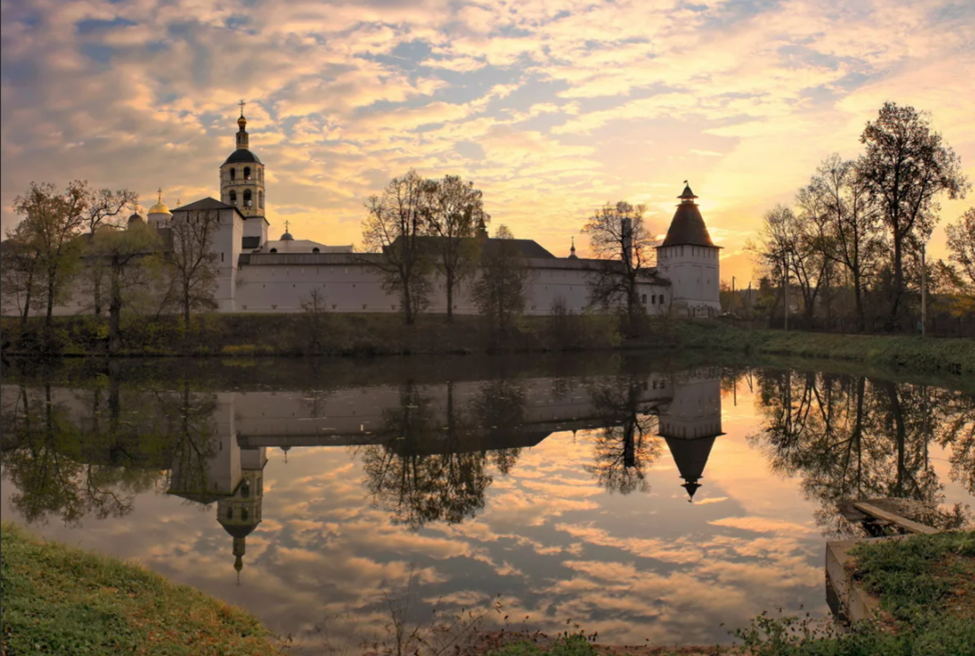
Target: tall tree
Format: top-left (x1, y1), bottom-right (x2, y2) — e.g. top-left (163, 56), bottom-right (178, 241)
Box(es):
top-left (361, 170), bottom-right (432, 325)
top-left (89, 221), bottom-right (162, 354)
top-left (79, 186), bottom-right (139, 316)
top-left (1, 220), bottom-right (44, 326)
top-left (471, 225), bottom-right (532, 342)
top-left (12, 181), bottom-right (88, 331)
top-left (804, 155), bottom-right (884, 331)
top-left (945, 208), bottom-right (975, 290)
top-left (582, 201), bottom-right (655, 335)
top-left (422, 175), bottom-right (489, 321)
top-left (168, 207), bottom-right (221, 326)
top-left (858, 102), bottom-right (970, 324)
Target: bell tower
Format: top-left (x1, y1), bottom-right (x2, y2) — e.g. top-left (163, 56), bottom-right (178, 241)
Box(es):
top-left (220, 101), bottom-right (266, 222)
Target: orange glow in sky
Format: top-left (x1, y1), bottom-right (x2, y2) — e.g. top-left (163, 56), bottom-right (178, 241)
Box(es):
top-left (2, 0), bottom-right (973, 284)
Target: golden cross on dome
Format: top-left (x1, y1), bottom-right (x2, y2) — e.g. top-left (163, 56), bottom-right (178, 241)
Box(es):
top-left (157, 187), bottom-right (163, 202)
top-left (238, 99), bottom-right (246, 116)
top-left (284, 220), bottom-right (290, 232)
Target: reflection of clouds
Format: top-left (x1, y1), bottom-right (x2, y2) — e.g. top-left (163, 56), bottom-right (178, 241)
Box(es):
top-left (708, 516), bottom-right (815, 534)
top-left (6, 382), bottom-right (972, 654)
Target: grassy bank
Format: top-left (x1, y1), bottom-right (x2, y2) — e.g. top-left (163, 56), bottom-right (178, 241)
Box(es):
top-left (3, 313), bottom-right (973, 377)
top-left (733, 531), bottom-right (975, 656)
top-left (674, 320), bottom-right (975, 376)
top-left (0, 522), bottom-right (282, 656)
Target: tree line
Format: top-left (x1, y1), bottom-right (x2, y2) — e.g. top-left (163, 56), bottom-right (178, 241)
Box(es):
top-left (1, 181), bottom-right (221, 353)
top-left (748, 102), bottom-right (972, 332)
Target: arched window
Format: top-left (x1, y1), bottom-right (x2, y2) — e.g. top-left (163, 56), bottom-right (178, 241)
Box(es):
top-left (226, 507), bottom-right (233, 520)
top-left (243, 166), bottom-right (251, 180)
top-left (229, 190), bottom-right (237, 205)
top-left (312, 247), bottom-right (320, 253)
top-left (229, 168), bottom-right (236, 182)
top-left (259, 191), bottom-right (264, 209)
top-left (270, 248), bottom-right (277, 253)
top-left (241, 508), bottom-right (249, 521)
top-left (243, 189), bottom-right (252, 207)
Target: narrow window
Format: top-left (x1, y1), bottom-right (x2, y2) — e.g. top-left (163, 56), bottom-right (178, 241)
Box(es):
top-left (226, 507), bottom-right (233, 520)
top-left (259, 191), bottom-right (264, 209)
top-left (244, 189), bottom-right (252, 207)
top-left (230, 168), bottom-right (236, 181)
top-left (243, 166), bottom-right (251, 180)
top-left (241, 508), bottom-right (249, 520)
top-left (221, 252), bottom-right (225, 263)
top-left (651, 295), bottom-right (656, 305)
top-left (229, 190), bottom-right (237, 205)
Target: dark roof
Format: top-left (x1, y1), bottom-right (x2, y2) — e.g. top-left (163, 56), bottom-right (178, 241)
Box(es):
top-left (174, 197), bottom-right (234, 212)
top-left (387, 235), bottom-right (556, 259)
top-left (663, 435), bottom-right (718, 500)
top-left (218, 520), bottom-right (260, 539)
top-left (242, 236), bottom-right (261, 250)
top-left (661, 201), bottom-right (716, 248)
top-left (223, 149), bottom-right (262, 165)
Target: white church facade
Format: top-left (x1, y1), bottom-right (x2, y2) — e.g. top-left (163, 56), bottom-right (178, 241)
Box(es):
top-left (11, 110), bottom-right (722, 318)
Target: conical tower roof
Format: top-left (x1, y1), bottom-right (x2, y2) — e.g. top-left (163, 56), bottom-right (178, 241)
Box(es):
top-left (660, 182), bottom-right (715, 248)
top-left (664, 435), bottom-right (718, 501)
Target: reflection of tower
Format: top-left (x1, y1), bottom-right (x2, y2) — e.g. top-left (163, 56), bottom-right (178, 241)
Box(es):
top-left (280, 445), bottom-right (291, 464)
top-left (659, 372), bottom-right (723, 501)
top-left (217, 447), bottom-right (266, 583)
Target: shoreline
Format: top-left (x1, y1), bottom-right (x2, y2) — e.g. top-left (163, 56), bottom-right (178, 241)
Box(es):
top-left (3, 315), bottom-right (973, 377)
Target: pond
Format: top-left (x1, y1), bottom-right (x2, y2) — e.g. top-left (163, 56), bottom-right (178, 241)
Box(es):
top-left (1, 354), bottom-right (972, 651)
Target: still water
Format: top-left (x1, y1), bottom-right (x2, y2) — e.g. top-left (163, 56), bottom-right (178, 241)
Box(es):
top-left (1, 355), bottom-right (972, 650)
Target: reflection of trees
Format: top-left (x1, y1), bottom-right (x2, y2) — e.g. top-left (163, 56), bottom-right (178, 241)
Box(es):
top-left (1, 379), bottom-right (162, 526)
top-left (359, 378), bottom-right (529, 529)
top-left (1, 371), bottom-right (221, 525)
top-left (750, 370), bottom-right (975, 536)
top-left (157, 384), bottom-right (220, 500)
top-left (585, 376), bottom-right (662, 495)
top-left (360, 382), bottom-right (489, 530)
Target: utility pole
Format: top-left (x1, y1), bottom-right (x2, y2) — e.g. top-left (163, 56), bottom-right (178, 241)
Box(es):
top-left (783, 260), bottom-right (789, 331)
top-left (921, 243), bottom-right (927, 337)
top-left (731, 276), bottom-right (736, 314)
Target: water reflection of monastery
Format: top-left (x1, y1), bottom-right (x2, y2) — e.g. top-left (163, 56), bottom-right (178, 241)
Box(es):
top-left (160, 368), bottom-right (723, 574)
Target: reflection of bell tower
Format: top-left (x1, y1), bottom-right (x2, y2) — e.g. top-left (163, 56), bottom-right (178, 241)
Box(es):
top-left (216, 447), bottom-right (266, 582)
top-left (659, 371), bottom-right (723, 501)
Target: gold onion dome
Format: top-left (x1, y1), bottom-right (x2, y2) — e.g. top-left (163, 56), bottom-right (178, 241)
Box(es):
top-left (148, 188), bottom-right (172, 215)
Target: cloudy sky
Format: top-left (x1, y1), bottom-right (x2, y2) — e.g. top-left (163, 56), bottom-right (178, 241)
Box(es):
top-left (2, 0), bottom-right (973, 282)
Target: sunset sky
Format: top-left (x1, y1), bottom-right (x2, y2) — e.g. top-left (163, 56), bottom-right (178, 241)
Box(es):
top-left (2, 0), bottom-right (973, 284)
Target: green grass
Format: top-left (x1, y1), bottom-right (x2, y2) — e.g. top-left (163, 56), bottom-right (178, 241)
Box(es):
top-left (0, 522), bottom-right (282, 656)
top-left (676, 320), bottom-right (975, 376)
top-left (734, 531), bottom-right (975, 656)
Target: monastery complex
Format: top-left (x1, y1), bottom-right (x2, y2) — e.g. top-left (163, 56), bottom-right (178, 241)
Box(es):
top-left (19, 109), bottom-right (723, 318)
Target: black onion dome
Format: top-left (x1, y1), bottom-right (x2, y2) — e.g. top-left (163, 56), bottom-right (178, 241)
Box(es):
top-left (661, 201), bottom-right (715, 248)
top-left (223, 149), bottom-right (262, 165)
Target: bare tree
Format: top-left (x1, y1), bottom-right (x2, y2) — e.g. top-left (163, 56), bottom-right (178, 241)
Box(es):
top-left (753, 204), bottom-right (831, 321)
top-left (582, 201), bottom-right (655, 335)
top-left (12, 181), bottom-right (89, 331)
top-left (858, 102), bottom-right (970, 324)
top-left (471, 225), bottom-right (532, 341)
top-left (168, 208), bottom-right (221, 326)
top-left (361, 170), bottom-right (433, 325)
top-left (422, 175), bottom-right (489, 321)
top-left (803, 155), bottom-right (884, 331)
top-left (299, 287), bottom-right (329, 353)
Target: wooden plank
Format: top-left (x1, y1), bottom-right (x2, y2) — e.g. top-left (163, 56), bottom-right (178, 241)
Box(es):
top-left (852, 502), bottom-right (938, 535)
